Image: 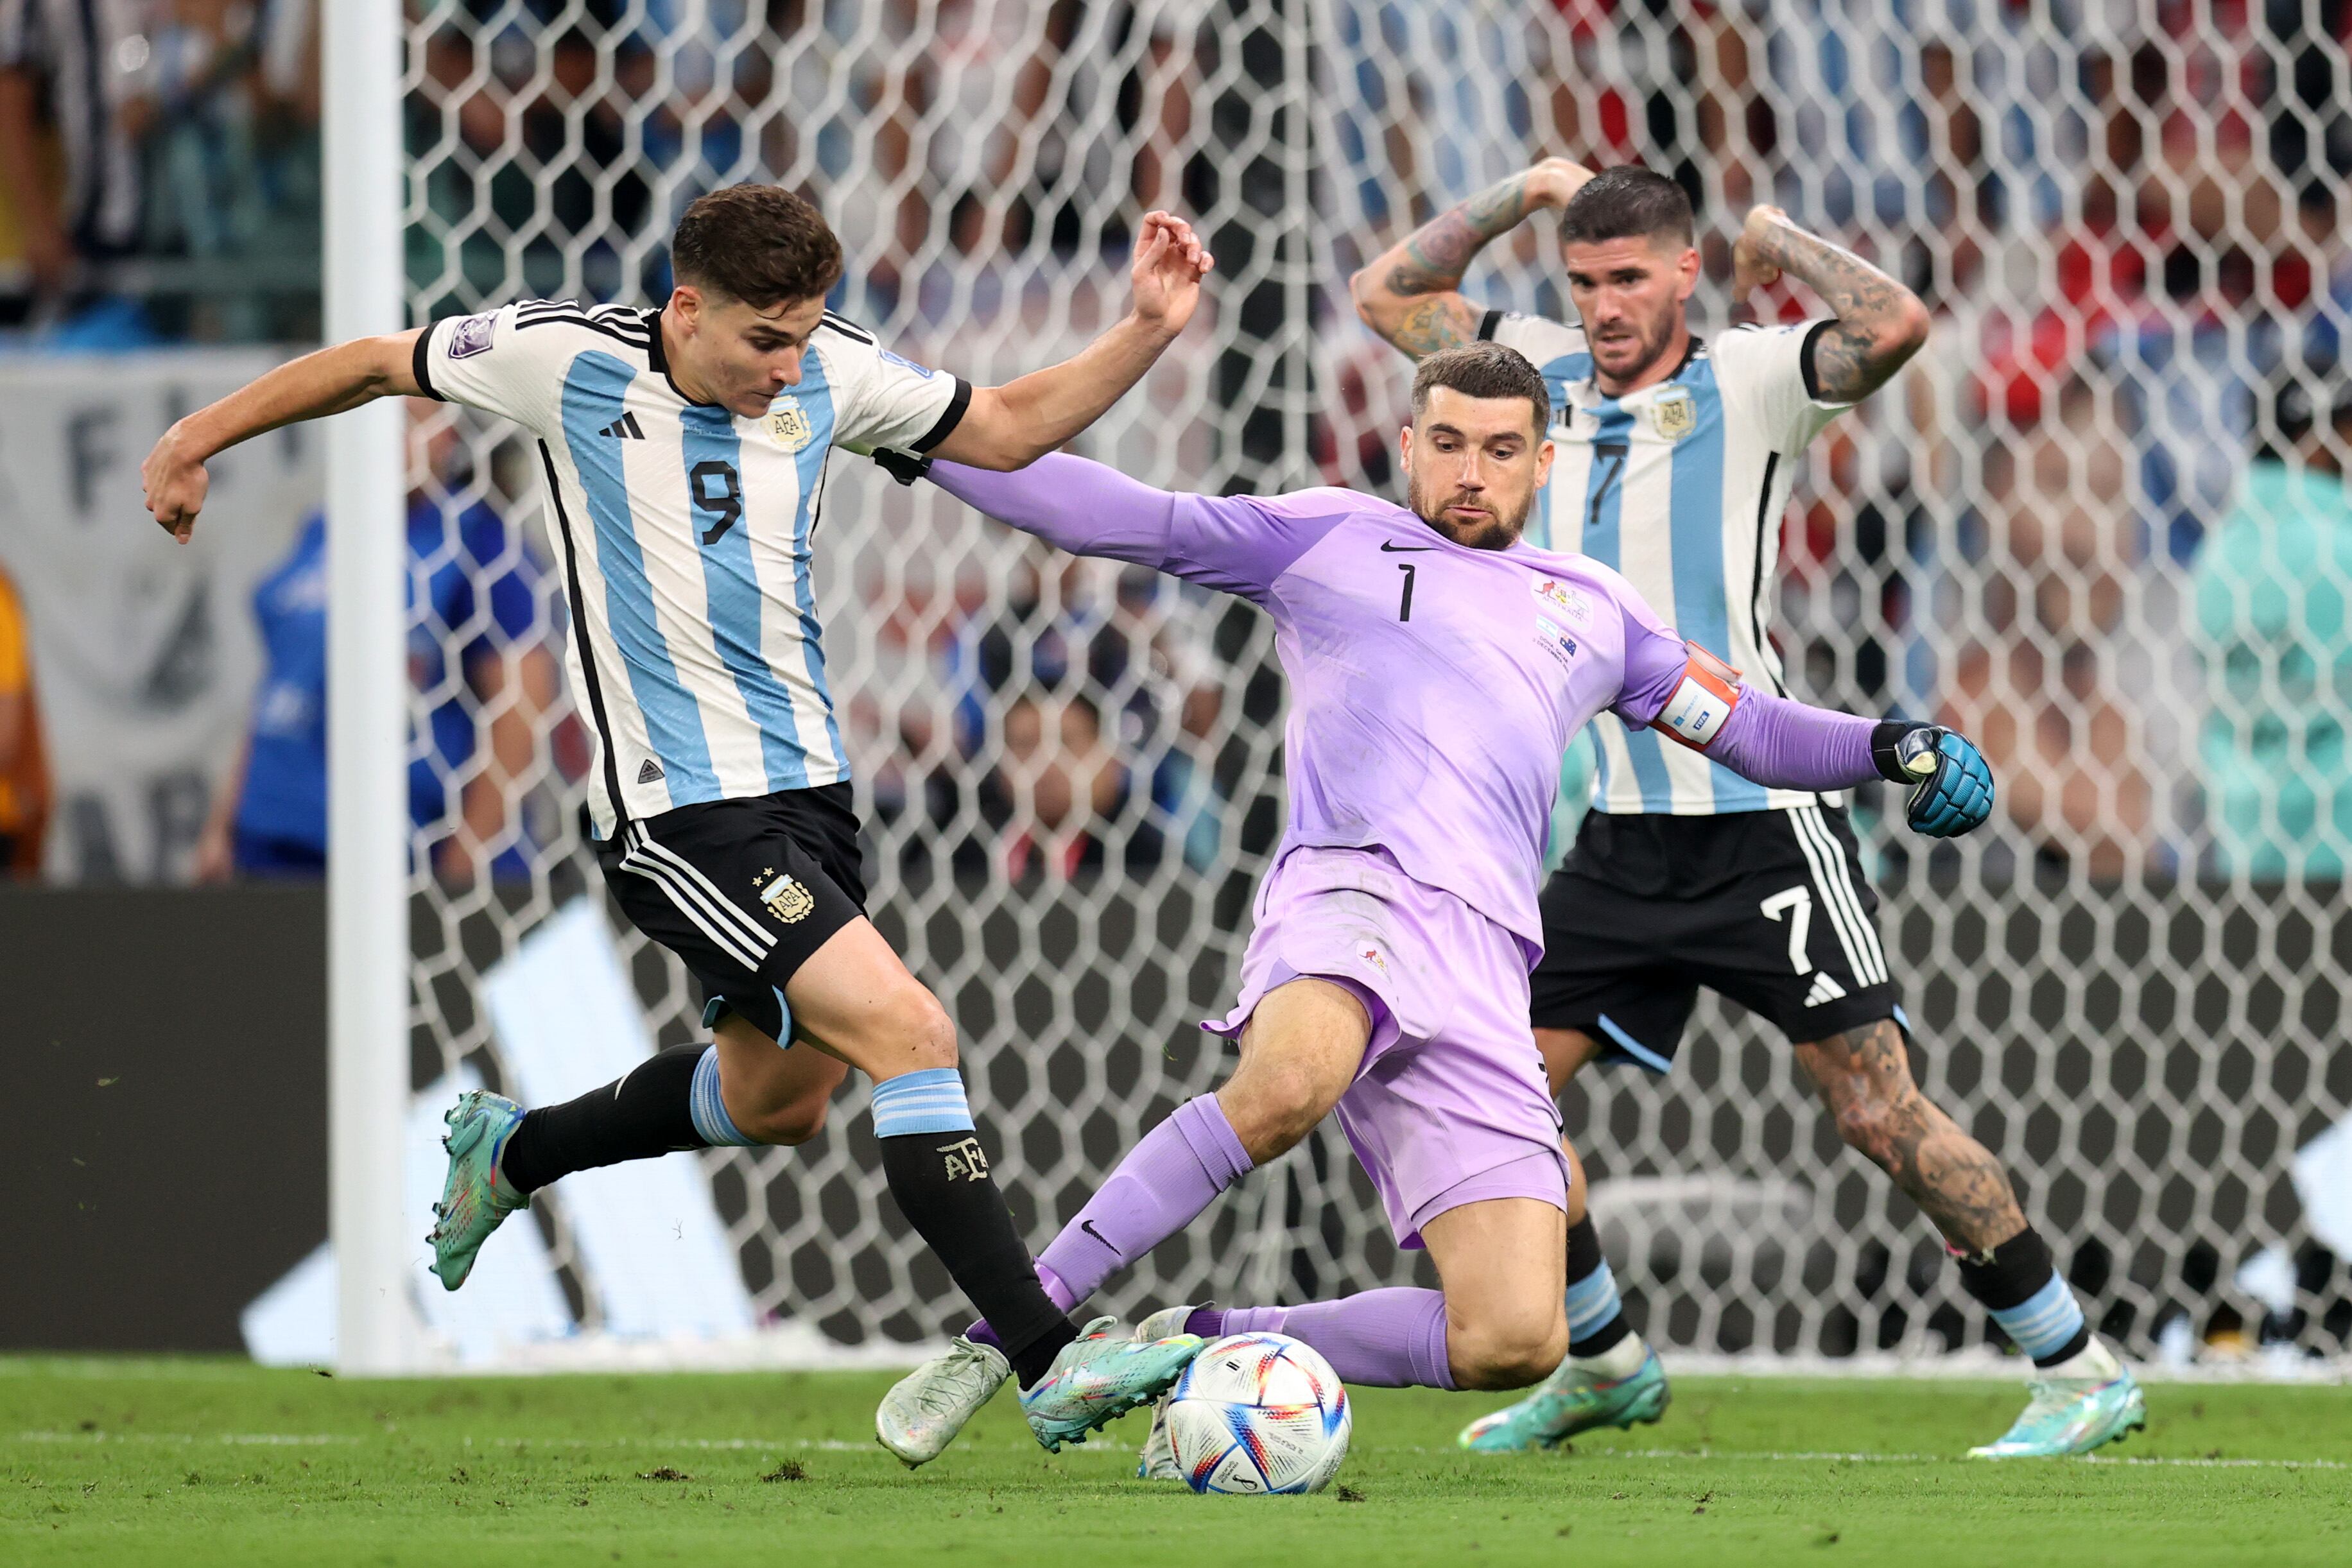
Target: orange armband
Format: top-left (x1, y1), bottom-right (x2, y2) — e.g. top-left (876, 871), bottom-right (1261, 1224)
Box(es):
top-left (1652, 642), bottom-right (1742, 752)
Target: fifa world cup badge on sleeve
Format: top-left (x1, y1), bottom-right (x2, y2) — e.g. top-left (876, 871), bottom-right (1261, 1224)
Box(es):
top-left (768, 397), bottom-right (814, 452)
top-left (1656, 641), bottom-right (1742, 752)
top-left (448, 312), bottom-right (497, 358)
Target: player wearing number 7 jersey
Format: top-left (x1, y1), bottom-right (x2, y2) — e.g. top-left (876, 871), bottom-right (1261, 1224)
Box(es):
top-left (139, 184), bottom-right (1219, 1449)
top-left (1353, 163), bottom-right (2143, 1457)
top-left (868, 341), bottom-right (1994, 1469)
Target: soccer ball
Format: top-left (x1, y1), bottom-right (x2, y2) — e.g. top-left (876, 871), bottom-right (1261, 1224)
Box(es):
top-left (1162, 1331), bottom-right (1351, 1495)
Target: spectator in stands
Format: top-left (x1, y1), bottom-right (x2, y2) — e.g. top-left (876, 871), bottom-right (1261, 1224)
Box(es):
top-left (195, 402), bottom-right (561, 887)
top-left (0, 0), bottom-right (155, 300)
top-left (944, 547), bottom-right (1225, 874)
top-left (0, 562), bottom-right (50, 877)
top-left (980, 691), bottom-right (1129, 883)
top-left (2192, 372), bottom-right (2352, 884)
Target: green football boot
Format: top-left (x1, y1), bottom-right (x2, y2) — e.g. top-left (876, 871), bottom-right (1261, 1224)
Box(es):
top-left (1020, 1315), bottom-right (1205, 1453)
top-left (1458, 1343), bottom-right (1670, 1452)
top-left (1969, 1359), bottom-right (2147, 1458)
top-left (426, 1089), bottom-right (528, 1291)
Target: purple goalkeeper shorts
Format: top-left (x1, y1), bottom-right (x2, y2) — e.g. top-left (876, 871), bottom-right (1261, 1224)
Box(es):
top-left (1206, 844), bottom-right (1569, 1249)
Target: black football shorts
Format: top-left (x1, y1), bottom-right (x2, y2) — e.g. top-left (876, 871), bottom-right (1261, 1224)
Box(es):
top-left (1528, 802), bottom-right (1905, 1069)
top-left (594, 783), bottom-right (869, 1042)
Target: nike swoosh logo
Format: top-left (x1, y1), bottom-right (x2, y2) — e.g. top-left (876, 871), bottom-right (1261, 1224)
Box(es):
top-left (1080, 1218), bottom-right (1118, 1256)
top-left (1378, 541), bottom-right (1435, 552)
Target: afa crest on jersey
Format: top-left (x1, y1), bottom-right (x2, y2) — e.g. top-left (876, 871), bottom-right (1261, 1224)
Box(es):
top-left (1651, 384), bottom-right (1697, 440)
top-left (767, 397), bottom-right (814, 452)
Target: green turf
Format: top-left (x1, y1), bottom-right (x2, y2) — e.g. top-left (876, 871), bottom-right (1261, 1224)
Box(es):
top-left (3, 1359), bottom-right (2347, 1567)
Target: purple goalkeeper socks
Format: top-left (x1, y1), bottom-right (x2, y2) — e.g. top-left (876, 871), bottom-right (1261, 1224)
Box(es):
top-left (965, 1093), bottom-right (1253, 1346)
top-left (1032, 1093), bottom-right (1254, 1302)
top-left (1211, 1289), bottom-right (1457, 1390)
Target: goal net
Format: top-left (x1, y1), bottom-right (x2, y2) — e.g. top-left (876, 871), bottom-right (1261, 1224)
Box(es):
top-left (398, 0), bottom-right (2352, 1367)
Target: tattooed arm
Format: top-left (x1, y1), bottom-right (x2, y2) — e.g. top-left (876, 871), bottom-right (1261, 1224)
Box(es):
top-left (1349, 157), bottom-right (1595, 360)
top-left (1731, 205), bottom-right (1931, 402)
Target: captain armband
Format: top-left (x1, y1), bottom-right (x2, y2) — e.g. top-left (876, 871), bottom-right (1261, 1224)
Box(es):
top-left (1651, 642), bottom-right (1743, 752)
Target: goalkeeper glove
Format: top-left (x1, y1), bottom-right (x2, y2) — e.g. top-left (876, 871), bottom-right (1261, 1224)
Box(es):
top-left (1871, 721), bottom-right (1993, 838)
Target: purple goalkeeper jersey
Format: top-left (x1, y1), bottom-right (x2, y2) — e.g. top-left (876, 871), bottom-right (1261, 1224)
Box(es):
top-left (926, 454), bottom-right (1878, 950)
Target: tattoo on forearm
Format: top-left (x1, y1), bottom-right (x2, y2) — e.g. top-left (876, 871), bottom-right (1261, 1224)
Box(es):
top-left (1390, 295), bottom-right (1480, 357)
top-left (1381, 173), bottom-right (1537, 298)
top-left (1799, 1021), bottom-right (2025, 1254)
top-left (1752, 220), bottom-right (1924, 402)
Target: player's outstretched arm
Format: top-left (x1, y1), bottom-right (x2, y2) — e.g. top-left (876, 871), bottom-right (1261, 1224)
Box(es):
top-left (142, 331), bottom-right (428, 542)
top-left (1615, 632), bottom-right (1992, 838)
top-left (903, 449), bottom-right (1333, 605)
top-left (1730, 206), bottom-right (1930, 402)
top-left (1348, 158), bottom-right (1594, 359)
top-left (928, 212), bottom-right (1211, 472)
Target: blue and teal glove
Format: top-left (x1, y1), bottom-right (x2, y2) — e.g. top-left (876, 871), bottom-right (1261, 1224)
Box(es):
top-left (1871, 722), bottom-right (1993, 838)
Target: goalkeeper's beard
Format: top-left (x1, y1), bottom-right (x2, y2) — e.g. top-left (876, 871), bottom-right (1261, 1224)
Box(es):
top-left (1406, 476), bottom-right (1531, 551)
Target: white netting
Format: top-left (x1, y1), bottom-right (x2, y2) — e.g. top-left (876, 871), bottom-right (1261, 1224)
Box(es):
top-left (399, 0), bottom-right (2352, 1363)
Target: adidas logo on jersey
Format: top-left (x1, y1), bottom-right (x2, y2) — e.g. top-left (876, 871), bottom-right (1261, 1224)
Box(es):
top-left (601, 412), bottom-right (646, 440)
top-left (636, 759), bottom-right (665, 784)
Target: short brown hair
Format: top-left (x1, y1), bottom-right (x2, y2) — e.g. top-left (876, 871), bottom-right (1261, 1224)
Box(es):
top-left (1412, 342), bottom-right (1551, 435)
top-left (670, 184), bottom-right (844, 308)
top-left (1559, 165), bottom-right (1695, 249)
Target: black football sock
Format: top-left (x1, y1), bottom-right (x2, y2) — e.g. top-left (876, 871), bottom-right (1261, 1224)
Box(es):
top-left (1951, 1226), bottom-right (2092, 1368)
top-left (870, 1069), bottom-right (1078, 1386)
top-left (496, 1042), bottom-right (710, 1194)
top-left (1563, 1213), bottom-right (1635, 1358)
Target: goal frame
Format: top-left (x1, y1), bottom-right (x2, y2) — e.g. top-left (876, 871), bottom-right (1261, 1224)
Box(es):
top-left (324, 0), bottom-right (415, 1375)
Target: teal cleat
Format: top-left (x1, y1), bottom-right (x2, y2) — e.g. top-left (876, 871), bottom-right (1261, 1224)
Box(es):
top-left (1968, 1364), bottom-right (2147, 1458)
top-left (1458, 1345), bottom-right (1670, 1452)
top-left (426, 1089), bottom-right (528, 1291)
top-left (1020, 1315), bottom-right (1204, 1453)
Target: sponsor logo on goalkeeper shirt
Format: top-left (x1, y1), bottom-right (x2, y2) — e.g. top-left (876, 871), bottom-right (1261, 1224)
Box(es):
top-left (1532, 577), bottom-right (1591, 624)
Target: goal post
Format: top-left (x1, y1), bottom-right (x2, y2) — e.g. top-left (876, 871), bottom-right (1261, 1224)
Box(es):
top-left (324, 0), bottom-right (415, 1376)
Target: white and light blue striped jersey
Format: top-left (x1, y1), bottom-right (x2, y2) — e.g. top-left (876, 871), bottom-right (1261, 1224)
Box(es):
top-left (1480, 309), bottom-right (1851, 816)
top-left (415, 299), bottom-right (969, 836)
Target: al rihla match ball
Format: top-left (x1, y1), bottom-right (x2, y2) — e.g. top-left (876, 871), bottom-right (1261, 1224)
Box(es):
top-left (1163, 1331), bottom-right (1351, 1495)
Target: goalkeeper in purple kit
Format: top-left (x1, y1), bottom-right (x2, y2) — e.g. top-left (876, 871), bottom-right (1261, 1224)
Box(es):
top-left (870, 341), bottom-right (1994, 1468)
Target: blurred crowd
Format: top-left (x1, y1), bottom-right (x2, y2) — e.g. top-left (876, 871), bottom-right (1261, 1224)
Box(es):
top-left (5, 1), bottom-right (2351, 890)
top-left (0, 0), bottom-right (321, 344)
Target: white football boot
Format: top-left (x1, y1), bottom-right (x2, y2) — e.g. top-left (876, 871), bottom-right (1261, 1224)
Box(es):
top-left (1131, 1304), bottom-right (1206, 1480)
top-left (875, 1334), bottom-right (1010, 1468)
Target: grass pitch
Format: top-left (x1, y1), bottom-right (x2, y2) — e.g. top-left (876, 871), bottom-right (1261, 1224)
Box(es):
top-left (4, 1359), bottom-right (2348, 1567)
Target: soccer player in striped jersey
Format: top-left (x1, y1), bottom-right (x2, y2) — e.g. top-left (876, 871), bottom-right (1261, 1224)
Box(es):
top-left (139, 184), bottom-right (1215, 1451)
top-left (1351, 164), bottom-right (2145, 1458)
